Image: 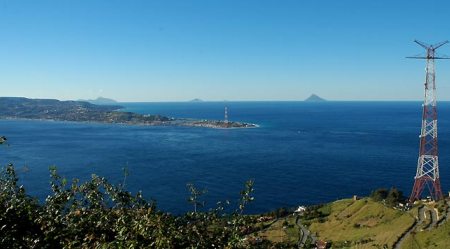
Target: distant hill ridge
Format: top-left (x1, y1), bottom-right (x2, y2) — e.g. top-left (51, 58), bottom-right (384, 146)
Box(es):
top-left (0, 97), bottom-right (170, 124)
top-left (78, 97), bottom-right (118, 105)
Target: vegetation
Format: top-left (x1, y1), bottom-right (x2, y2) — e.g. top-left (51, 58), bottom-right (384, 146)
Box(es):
top-left (1, 137), bottom-right (449, 248)
top-left (370, 188), bottom-right (389, 202)
top-left (307, 198), bottom-right (415, 248)
top-left (2, 162), bottom-right (450, 248)
top-left (186, 183), bottom-right (207, 213)
top-left (370, 187), bottom-right (404, 207)
top-left (0, 97), bottom-right (171, 124)
top-left (0, 164), bottom-right (266, 248)
top-left (402, 222), bottom-right (450, 249)
top-left (263, 207), bottom-right (293, 219)
top-left (257, 217), bottom-right (299, 245)
top-left (301, 203), bottom-right (333, 226)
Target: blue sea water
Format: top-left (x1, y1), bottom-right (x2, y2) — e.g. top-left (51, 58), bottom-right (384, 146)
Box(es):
top-left (1, 101), bottom-right (450, 214)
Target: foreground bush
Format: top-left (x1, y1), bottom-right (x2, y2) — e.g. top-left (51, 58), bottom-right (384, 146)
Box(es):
top-left (0, 164), bottom-right (258, 248)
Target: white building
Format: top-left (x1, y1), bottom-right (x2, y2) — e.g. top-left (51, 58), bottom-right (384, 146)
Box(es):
top-left (295, 206), bottom-right (306, 214)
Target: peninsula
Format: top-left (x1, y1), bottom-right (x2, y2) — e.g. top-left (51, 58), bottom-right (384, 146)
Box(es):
top-left (0, 97), bottom-right (256, 129)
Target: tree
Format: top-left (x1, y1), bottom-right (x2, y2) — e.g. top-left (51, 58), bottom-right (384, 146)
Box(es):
top-left (386, 187), bottom-right (403, 207)
top-left (370, 188), bottom-right (389, 202)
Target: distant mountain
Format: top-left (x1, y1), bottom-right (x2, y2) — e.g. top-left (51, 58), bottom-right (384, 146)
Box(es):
top-left (305, 94), bottom-right (326, 102)
top-left (79, 97), bottom-right (118, 105)
top-left (189, 98), bottom-right (204, 102)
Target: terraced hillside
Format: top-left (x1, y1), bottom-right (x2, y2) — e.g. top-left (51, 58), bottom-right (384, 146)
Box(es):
top-left (248, 198), bottom-right (417, 248)
top-left (244, 195), bottom-right (450, 248)
top-left (306, 199), bottom-right (415, 248)
top-left (400, 200), bottom-right (450, 249)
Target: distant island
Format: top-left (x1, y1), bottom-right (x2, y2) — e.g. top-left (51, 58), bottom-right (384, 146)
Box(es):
top-left (189, 98), bottom-right (204, 102)
top-left (78, 97), bottom-right (118, 105)
top-left (305, 94), bottom-right (326, 102)
top-left (0, 97), bottom-right (256, 129)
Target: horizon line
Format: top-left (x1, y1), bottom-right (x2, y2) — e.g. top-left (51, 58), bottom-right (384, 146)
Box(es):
top-left (3, 96), bottom-right (450, 103)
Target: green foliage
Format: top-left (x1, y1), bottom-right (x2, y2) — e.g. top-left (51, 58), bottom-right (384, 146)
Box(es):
top-left (301, 204), bottom-right (330, 221)
top-left (370, 188), bottom-right (389, 202)
top-left (261, 207), bottom-right (292, 219)
top-left (186, 182), bottom-right (207, 213)
top-left (0, 164), bottom-right (42, 248)
top-left (370, 187), bottom-right (404, 207)
top-left (386, 187), bottom-right (404, 207)
top-left (0, 165), bottom-right (262, 248)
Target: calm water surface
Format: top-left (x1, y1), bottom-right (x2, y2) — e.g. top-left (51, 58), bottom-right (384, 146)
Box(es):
top-left (1, 101), bottom-right (449, 214)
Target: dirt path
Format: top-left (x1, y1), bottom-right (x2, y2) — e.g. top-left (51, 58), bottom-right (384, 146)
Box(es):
top-left (438, 200), bottom-right (450, 226)
top-left (296, 215), bottom-right (316, 248)
top-left (446, 200), bottom-right (450, 221)
top-left (393, 206), bottom-right (424, 249)
top-left (428, 208), bottom-right (438, 230)
top-left (394, 203), bottom-right (445, 249)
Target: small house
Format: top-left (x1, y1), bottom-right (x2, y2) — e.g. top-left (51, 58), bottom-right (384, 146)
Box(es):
top-left (294, 206), bottom-right (306, 214)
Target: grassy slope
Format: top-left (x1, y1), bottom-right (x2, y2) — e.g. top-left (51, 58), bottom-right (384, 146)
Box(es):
top-left (308, 198), bottom-right (415, 249)
top-left (257, 198), bottom-right (450, 248)
top-left (258, 216), bottom-right (299, 244)
top-left (401, 222), bottom-right (450, 249)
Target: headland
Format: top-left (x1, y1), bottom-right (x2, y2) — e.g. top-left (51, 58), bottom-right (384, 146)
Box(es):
top-left (0, 97), bottom-right (256, 129)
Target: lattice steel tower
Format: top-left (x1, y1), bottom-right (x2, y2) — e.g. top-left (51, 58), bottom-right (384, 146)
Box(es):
top-left (408, 40), bottom-right (449, 202)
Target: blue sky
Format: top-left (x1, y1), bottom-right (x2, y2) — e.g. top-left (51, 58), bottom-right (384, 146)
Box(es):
top-left (0, 0), bottom-right (449, 101)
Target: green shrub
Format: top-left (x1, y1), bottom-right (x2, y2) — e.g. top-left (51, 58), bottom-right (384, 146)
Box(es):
top-left (370, 187), bottom-right (403, 207)
top-left (370, 188), bottom-right (388, 202)
top-left (0, 164), bottom-right (261, 248)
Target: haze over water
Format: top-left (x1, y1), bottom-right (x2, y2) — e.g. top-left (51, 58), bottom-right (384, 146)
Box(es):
top-left (1, 101), bottom-right (450, 214)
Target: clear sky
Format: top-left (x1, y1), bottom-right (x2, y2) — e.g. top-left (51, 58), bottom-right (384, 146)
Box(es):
top-left (0, 0), bottom-right (449, 102)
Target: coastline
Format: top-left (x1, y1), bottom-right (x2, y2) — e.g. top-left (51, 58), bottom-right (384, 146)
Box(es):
top-left (0, 116), bottom-right (258, 129)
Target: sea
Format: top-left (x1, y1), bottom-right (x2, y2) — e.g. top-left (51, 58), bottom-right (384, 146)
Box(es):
top-left (1, 101), bottom-right (450, 214)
